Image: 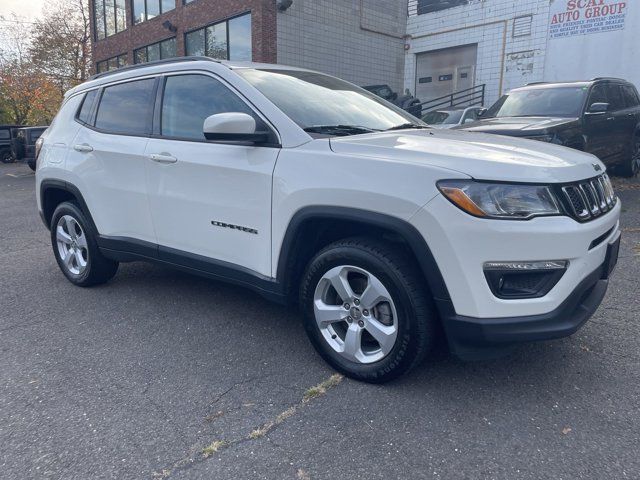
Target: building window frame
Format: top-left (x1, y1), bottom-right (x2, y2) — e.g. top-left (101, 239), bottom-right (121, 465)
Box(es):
top-left (184, 12), bottom-right (252, 61)
top-left (133, 37), bottom-right (177, 64)
top-left (94, 0), bottom-right (127, 40)
top-left (96, 53), bottom-right (129, 74)
top-left (416, 0), bottom-right (469, 15)
top-left (132, 0), bottom-right (176, 26)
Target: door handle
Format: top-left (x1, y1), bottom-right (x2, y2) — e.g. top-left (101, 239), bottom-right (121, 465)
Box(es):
top-left (149, 153), bottom-right (178, 164)
top-left (606, 117), bottom-right (615, 121)
top-left (73, 143), bottom-right (93, 153)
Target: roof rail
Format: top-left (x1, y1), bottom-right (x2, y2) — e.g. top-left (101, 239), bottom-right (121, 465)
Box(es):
top-left (524, 81), bottom-right (549, 86)
top-left (591, 77), bottom-right (627, 82)
top-left (89, 56), bottom-right (220, 81)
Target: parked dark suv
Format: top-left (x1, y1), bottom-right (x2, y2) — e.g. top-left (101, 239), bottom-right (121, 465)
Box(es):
top-left (457, 79), bottom-right (640, 177)
top-left (0, 125), bottom-right (24, 164)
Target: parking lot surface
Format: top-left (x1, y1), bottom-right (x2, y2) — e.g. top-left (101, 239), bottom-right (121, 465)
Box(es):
top-left (1, 162), bottom-right (639, 479)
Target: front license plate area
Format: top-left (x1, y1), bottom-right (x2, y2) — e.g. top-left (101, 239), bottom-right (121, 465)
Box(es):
top-left (602, 232), bottom-right (621, 279)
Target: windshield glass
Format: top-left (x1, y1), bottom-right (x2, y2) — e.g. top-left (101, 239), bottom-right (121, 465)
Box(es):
top-left (485, 87), bottom-right (588, 118)
top-left (236, 68), bottom-right (423, 132)
top-left (422, 110), bottom-right (463, 125)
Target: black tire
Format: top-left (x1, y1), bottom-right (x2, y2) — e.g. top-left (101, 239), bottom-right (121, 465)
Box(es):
top-left (299, 237), bottom-right (438, 383)
top-left (1, 150), bottom-right (14, 164)
top-left (50, 201), bottom-right (119, 287)
top-left (618, 133), bottom-right (640, 178)
top-left (27, 160), bottom-right (36, 171)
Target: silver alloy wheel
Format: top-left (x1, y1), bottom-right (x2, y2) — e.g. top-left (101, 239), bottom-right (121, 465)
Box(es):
top-left (313, 265), bottom-right (398, 364)
top-left (56, 215), bottom-right (89, 276)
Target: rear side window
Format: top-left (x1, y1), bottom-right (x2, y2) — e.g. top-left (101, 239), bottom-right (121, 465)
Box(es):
top-left (77, 90), bottom-right (99, 125)
top-left (95, 78), bottom-right (155, 135)
top-left (161, 74), bottom-right (258, 140)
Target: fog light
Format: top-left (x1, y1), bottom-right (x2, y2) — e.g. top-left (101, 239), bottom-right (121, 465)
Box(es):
top-left (483, 260), bottom-right (568, 299)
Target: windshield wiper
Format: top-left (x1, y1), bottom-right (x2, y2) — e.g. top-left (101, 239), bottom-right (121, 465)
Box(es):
top-left (303, 125), bottom-right (379, 136)
top-left (386, 123), bottom-right (429, 131)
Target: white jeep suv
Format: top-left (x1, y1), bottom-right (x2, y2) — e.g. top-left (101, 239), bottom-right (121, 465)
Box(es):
top-left (36, 58), bottom-right (621, 382)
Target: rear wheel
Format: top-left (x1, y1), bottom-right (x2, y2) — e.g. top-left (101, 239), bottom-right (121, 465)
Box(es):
top-left (619, 134), bottom-right (640, 177)
top-left (27, 160), bottom-right (36, 171)
top-left (300, 238), bottom-right (437, 383)
top-left (50, 202), bottom-right (119, 287)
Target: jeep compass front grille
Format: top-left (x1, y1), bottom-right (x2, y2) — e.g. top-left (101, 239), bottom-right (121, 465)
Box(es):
top-left (560, 174), bottom-right (616, 222)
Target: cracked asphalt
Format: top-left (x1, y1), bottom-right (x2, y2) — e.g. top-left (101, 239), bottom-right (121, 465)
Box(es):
top-left (1, 162), bottom-right (639, 480)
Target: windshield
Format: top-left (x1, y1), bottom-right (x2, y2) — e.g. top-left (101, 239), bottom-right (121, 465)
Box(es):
top-left (485, 87), bottom-right (588, 118)
top-left (422, 110), bottom-right (463, 125)
top-left (236, 69), bottom-right (423, 132)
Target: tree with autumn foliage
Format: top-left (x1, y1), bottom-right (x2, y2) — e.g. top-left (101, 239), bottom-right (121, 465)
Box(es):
top-left (0, 1), bottom-right (90, 125)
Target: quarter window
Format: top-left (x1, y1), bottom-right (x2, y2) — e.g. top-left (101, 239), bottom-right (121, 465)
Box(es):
top-left (161, 74), bottom-right (258, 140)
top-left (95, 0), bottom-right (126, 40)
top-left (133, 0), bottom-right (175, 25)
top-left (134, 38), bottom-right (177, 64)
top-left (77, 90), bottom-right (99, 125)
top-left (185, 13), bottom-right (252, 61)
top-left (95, 78), bottom-right (156, 135)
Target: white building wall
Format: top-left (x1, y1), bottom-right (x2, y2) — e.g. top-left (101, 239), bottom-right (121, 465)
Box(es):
top-left (406, 0), bottom-right (640, 107)
top-left (544, 1), bottom-right (640, 85)
top-left (406, 0), bottom-right (552, 106)
top-left (277, 0), bottom-right (407, 92)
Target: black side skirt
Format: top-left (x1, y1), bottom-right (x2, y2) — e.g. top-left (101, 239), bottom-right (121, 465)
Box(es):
top-left (97, 235), bottom-right (287, 304)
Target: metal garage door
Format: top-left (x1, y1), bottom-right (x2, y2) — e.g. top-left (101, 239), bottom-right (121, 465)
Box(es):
top-left (415, 44), bottom-right (478, 103)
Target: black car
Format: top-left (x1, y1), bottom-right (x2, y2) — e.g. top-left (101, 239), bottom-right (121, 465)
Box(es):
top-left (457, 78), bottom-right (640, 177)
top-left (0, 125), bottom-right (25, 164)
top-left (362, 84), bottom-right (423, 117)
top-left (12, 126), bottom-right (48, 171)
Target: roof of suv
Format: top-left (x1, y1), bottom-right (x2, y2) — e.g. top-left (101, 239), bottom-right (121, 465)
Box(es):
top-left (512, 78), bottom-right (632, 93)
top-left (69, 56), bottom-right (315, 97)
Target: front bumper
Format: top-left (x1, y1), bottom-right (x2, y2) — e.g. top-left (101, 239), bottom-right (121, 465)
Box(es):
top-left (439, 229), bottom-right (619, 359)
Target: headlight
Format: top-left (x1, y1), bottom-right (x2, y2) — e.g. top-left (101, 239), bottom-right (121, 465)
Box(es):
top-left (437, 180), bottom-right (561, 219)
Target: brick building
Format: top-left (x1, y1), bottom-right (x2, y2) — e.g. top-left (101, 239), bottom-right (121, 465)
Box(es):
top-left (90, 0), bottom-right (408, 92)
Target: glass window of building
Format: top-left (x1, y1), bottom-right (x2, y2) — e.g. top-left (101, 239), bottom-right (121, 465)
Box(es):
top-left (134, 38), bottom-right (177, 64)
top-left (133, 0), bottom-right (175, 25)
top-left (185, 13), bottom-right (252, 61)
top-left (417, 0), bottom-right (468, 15)
top-left (94, 0), bottom-right (126, 39)
top-left (96, 54), bottom-right (128, 74)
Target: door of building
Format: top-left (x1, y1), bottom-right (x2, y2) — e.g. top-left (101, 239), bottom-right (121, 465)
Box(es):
top-left (415, 44), bottom-right (478, 103)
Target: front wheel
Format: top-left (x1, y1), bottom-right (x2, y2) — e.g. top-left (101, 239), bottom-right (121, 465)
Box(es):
top-left (299, 238), bottom-right (438, 383)
top-left (1, 150), bottom-right (14, 164)
top-left (50, 202), bottom-right (119, 287)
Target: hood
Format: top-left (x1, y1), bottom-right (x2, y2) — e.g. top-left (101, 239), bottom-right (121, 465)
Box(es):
top-left (457, 116), bottom-right (579, 134)
top-left (329, 129), bottom-right (604, 183)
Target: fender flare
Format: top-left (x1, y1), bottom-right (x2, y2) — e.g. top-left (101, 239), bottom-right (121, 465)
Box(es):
top-left (276, 206), bottom-right (453, 313)
top-left (39, 179), bottom-right (98, 234)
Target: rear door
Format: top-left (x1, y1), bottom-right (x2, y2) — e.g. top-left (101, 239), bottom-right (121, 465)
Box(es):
top-left (144, 72), bottom-right (279, 277)
top-left (66, 78), bottom-right (157, 244)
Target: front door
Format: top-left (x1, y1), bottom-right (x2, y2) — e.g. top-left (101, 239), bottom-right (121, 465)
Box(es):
top-left (584, 83), bottom-right (617, 161)
top-left (144, 73), bottom-right (279, 277)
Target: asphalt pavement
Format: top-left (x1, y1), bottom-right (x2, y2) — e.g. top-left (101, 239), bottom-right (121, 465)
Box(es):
top-left (1, 162), bottom-right (639, 479)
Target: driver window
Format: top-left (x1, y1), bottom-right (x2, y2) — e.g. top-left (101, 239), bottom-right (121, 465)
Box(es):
top-left (161, 74), bottom-right (259, 140)
top-left (606, 85), bottom-right (625, 111)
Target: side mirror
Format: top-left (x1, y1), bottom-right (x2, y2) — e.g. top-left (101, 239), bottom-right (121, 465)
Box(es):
top-left (203, 113), bottom-right (269, 143)
top-left (477, 108), bottom-right (487, 117)
top-left (587, 102), bottom-right (609, 114)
